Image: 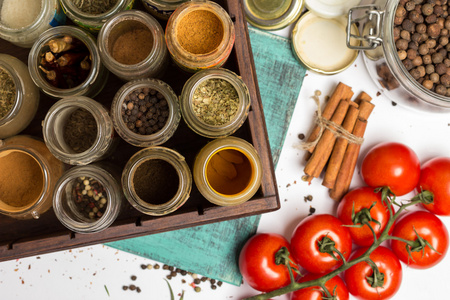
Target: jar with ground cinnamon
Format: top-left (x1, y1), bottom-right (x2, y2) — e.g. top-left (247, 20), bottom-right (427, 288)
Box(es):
top-left (165, 1), bottom-right (235, 72)
top-left (0, 135), bottom-right (65, 220)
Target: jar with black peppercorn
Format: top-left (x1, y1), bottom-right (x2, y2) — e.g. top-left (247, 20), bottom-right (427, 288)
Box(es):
top-left (111, 78), bottom-right (180, 147)
top-left (53, 163), bottom-right (123, 233)
top-left (28, 25), bottom-right (109, 98)
top-left (121, 146), bottom-right (192, 216)
top-left (42, 96), bottom-right (118, 165)
top-left (180, 68), bottom-right (251, 138)
top-left (347, 0), bottom-right (450, 112)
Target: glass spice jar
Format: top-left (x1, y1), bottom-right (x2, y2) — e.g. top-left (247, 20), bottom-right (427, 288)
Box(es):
top-left (0, 135), bottom-right (65, 220)
top-left (28, 25), bottom-right (109, 99)
top-left (53, 163), bottom-right (123, 233)
top-left (165, 0), bottom-right (235, 72)
top-left (59, 0), bottom-right (134, 32)
top-left (111, 78), bottom-right (180, 147)
top-left (180, 68), bottom-right (250, 138)
top-left (193, 136), bottom-right (262, 207)
top-left (0, 0), bottom-right (66, 48)
top-left (122, 146), bottom-right (192, 216)
top-left (0, 54), bottom-right (40, 139)
top-left (140, 0), bottom-right (189, 20)
top-left (42, 96), bottom-right (118, 165)
top-left (97, 10), bottom-right (169, 81)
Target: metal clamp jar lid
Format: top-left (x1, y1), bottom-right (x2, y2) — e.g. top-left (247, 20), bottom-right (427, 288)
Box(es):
top-left (122, 146), bottom-right (192, 216)
top-left (111, 78), bottom-right (181, 147)
top-left (28, 25), bottom-right (109, 99)
top-left (42, 96), bottom-right (118, 165)
top-left (346, 1), bottom-right (450, 112)
top-left (243, 0), bottom-right (304, 31)
top-left (180, 68), bottom-right (250, 138)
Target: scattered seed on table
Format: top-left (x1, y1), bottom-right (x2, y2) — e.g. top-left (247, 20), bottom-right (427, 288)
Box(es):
top-left (211, 284), bottom-right (217, 290)
top-left (130, 275), bottom-right (137, 281)
top-left (129, 284), bottom-right (136, 291)
top-left (140, 264), bottom-right (147, 270)
top-left (136, 287), bottom-right (141, 293)
top-left (194, 286), bottom-right (201, 293)
top-left (122, 285), bottom-right (128, 291)
top-left (217, 281), bottom-right (223, 287)
top-left (194, 278), bottom-right (201, 284)
top-left (147, 264), bottom-right (153, 270)
top-left (201, 276), bottom-right (207, 282)
top-left (154, 264), bottom-right (160, 269)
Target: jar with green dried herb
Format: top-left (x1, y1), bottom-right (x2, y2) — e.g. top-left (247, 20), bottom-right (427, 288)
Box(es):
top-left (43, 96), bottom-right (117, 165)
top-left (180, 68), bottom-right (250, 138)
top-left (28, 25), bottom-right (108, 98)
top-left (121, 146), bottom-right (192, 216)
top-left (53, 163), bottom-right (123, 233)
top-left (0, 54), bottom-right (40, 139)
top-left (60, 0), bottom-right (134, 32)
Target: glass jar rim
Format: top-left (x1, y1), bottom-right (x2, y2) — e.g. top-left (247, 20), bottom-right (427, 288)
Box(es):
top-left (0, 0), bottom-right (48, 34)
top-left (60, 0), bottom-right (124, 20)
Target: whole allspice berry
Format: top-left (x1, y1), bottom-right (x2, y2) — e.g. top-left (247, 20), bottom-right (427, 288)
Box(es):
top-left (427, 23), bottom-right (442, 38)
top-left (422, 3), bottom-right (435, 16)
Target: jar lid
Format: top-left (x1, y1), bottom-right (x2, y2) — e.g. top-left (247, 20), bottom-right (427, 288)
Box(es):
top-left (291, 11), bottom-right (359, 75)
top-left (304, 0), bottom-right (361, 19)
top-left (243, 0), bottom-right (304, 31)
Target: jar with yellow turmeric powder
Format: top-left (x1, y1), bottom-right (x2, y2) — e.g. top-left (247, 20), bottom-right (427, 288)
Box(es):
top-left (193, 137), bottom-right (262, 207)
top-left (165, 0), bottom-right (235, 72)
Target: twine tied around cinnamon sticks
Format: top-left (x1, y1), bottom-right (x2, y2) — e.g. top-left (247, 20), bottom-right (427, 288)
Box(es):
top-left (300, 82), bottom-right (375, 201)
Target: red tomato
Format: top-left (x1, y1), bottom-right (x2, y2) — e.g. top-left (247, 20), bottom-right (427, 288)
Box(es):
top-left (290, 214), bottom-right (352, 274)
top-left (337, 187), bottom-right (394, 246)
top-left (239, 233), bottom-right (294, 292)
top-left (417, 157), bottom-right (450, 215)
top-left (290, 273), bottom-right (349, 300)
top-left (344, 246), bottom-right (402, 300)
top-left (391, 210), bottom-right (449, 269)
top-left (361, 142), bottom-right (420, 196)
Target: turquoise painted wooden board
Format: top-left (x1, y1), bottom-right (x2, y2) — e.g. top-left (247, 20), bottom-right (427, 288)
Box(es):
top-left (107, 26), bottom-right (307, 286)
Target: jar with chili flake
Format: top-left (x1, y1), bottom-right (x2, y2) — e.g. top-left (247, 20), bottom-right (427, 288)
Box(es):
top-left (165, 0), bottom-right (235, 72)
top-left (53, 163), bottom-right (123, 233)
top-left (180, 68), bottom-right (250, 138)
top-left (111, 78), bottom-right (180, 147)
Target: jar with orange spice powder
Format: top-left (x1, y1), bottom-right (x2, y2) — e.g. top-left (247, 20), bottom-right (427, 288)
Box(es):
top-left (165, 0), bottom-right (235, 72)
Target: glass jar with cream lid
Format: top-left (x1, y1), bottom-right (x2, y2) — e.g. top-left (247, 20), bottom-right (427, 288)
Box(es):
top-left (243, 0), bottom-right (304, 30)
top-left (0, 54), bottom-right (40, 139)
top-left (0, 135), bottom-right (65, 220)
top-left (165, 0), bottom-right (235, 72)
top-left (0, 0), bottom-right (66, 48)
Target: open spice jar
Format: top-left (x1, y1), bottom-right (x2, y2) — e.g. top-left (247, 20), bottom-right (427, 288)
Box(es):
top-left (0, 0), bottom-right (66, 48)
top-left (165, 0), bottom-right (235, 72)
top-left (122, 146), bottom-right (192, 216)
top-left (60, 0), bottom-right (134, 32)
top-left (140, 0), bottom-right (188, 20)
top-left (0, 54), bottom-right (40, 139)
top-left (42, 96), bottom-right (118, 165)
top-left (28, 25), bottom-right (108, 98)
top-left (180, 68), bottom-right (250, 138)
top-left (111, 78), bottom-right (180, 147)
top-left (0, 135), bottom-right (65, 220)
top-left (97, 10), bottom-right (169, 81)
top-left (53, 163), bottom-right (123, 233)
top-left (193, 136), bottom-right (262, 207)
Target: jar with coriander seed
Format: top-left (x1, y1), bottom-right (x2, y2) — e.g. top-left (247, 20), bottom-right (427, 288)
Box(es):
top-left (60, 0), bottom-right (134, 32)
top-left (53, 163), bottom-right (123, 233)
top-left (122, 146), bottom-right (192, 216)
top-left (111, 78), bottom-right (180, 147)
top-left (0, 0), bottom-right (66, 48)
top-left (180, 68), bottom-right (250, 138)
top-left (193, 136), bottom-right (262, 207)
top-left (42, 96), bottom-right (118, 166)
top-left (141, 0), bottom-right (189, 20)
top-left (97, 10), bottom-right (169, 81)
top-left (165, 0), bottom-right (235, 72)
top-left (28, 25), bottom-right (108, 99)
top-left (0, 54), bottom-right (40, 139)
top-left (0, 135), bottom-right (65, 220)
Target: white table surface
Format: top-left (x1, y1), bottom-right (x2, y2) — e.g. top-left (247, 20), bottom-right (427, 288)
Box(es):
top-left (1, 23), bottom-right (450, 300)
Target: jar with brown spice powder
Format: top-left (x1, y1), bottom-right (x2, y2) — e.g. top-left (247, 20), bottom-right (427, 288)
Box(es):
top-left (0, 135), bottom-right (65, 220)
top-left (165, 1), bottom-right (235, 72)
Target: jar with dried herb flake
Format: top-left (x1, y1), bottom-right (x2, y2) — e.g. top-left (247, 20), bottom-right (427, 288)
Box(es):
top-left (60, 0), bottom-right (134, 32)
top-left (42, 96), bottom-right (118, 165)
top-left (180, 68), bottom-right (250, 138)
top-left (0, 54), bottom-right (40, 139)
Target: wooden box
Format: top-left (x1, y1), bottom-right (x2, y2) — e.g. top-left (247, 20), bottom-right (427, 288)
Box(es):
top-left (0, 0), bottom-right (279, 262)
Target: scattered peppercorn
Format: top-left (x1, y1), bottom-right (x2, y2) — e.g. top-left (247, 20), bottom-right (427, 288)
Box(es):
top-left (130, 275), bottom-right (137, 281)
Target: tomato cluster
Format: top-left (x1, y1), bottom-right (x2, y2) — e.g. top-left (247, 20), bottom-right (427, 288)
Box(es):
top-left (239, 142), bottom-right (450, 300)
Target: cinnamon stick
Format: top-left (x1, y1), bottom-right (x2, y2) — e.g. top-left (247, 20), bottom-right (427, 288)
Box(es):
top-left (305, 82), bottom-right (354, 153)
top-left (304, 99), bottom-right (350, 180)
top-left (354, 91), bottom-right (372, 104)
top-left (322, 105), bottom-right (360, 189)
